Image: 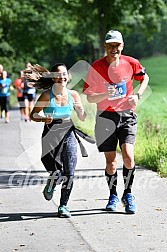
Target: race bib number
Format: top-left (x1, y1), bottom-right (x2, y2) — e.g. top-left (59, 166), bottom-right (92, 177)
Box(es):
top-left (108, 81), bottom-right (126, 100)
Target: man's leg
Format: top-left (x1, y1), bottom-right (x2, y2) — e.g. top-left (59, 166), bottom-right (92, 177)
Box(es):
top-left (121, 143), bottom-right (136, 213)
top-left (105, 151), bottom-right (119, 211)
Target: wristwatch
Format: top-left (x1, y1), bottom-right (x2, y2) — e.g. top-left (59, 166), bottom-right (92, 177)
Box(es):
top-left (136, 93), bottom-right (142, 100)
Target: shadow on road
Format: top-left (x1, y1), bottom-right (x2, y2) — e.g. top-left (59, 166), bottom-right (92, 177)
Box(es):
top-left (0, 208), bottom-right (128, 222)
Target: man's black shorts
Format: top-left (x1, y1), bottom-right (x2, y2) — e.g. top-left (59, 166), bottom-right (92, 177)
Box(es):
top-left (95, 110), bottom-right (137, 152)
top-left (23, 93), bottom-right (35, 102)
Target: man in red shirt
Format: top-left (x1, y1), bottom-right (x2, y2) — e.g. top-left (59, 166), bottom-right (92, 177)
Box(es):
top-left (83, 30), bottom-right (149, 214)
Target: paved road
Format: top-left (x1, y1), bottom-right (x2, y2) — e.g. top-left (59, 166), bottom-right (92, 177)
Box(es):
top-left (0, 109), bottom-right (167, 252)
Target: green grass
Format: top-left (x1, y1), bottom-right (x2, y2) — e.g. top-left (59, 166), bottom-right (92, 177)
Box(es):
top-left (9, 87), bottom-right (17, 108)
top-left (135, 125), bottom-right (167, 177)
top-left (137, 55), bottom-right (167, 125)
top-left (134, 55), bottom-right (167, 177)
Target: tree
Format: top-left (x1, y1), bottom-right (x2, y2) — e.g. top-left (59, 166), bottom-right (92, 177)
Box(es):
top-left (0, 0), bottom-right (79, 75)
top-left (0, 0), bottom-right (167, 78)
top-left (63, 0), bottom-right (167, 58)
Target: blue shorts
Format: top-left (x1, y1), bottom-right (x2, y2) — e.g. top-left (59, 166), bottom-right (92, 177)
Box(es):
top-left (95, 110), bottom-right (137, 152)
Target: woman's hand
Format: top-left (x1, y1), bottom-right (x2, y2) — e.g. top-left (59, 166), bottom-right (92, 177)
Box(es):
top-left (44, 115), bottom-right (53, 124)
top-left (73, 101), bottom-right (87, 121)
top-left (73, 101), bottom-right (84, 113)
top-left (71, 90), bottom-right (87, 121)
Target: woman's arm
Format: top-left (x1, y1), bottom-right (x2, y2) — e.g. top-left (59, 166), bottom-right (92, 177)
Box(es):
top-left (30, 90), bottom-right (53, 124)
top-left (71, 90), bottom-right (87, 122)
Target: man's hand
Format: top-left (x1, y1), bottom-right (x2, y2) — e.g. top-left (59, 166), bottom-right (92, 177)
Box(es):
top-left (107, 85), bottom-right (116, 98)
top-left (128, 95), bottom-right (139, 106)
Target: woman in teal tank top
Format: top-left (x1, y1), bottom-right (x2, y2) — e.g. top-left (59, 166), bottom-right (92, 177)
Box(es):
top-left (25, 63), bottom-right (87, 218)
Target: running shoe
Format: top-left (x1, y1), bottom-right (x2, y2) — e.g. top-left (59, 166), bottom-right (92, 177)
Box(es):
top-left (121, 193), bottom-right (137, 214)
top-left (58, 205), bottom-right (71, 218)
top-left (43, 178), bottom-right (56, 201)
top-left (106, 194), bottom-right (119, 211)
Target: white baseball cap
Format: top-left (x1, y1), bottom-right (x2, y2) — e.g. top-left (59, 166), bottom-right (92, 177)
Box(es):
top-left (105, 30), bottom-right (123, 43)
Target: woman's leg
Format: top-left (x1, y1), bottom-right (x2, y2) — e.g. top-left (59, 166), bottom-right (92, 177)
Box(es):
top-left (24, 98), bottom-right (30, 121)
top-left (60, 130), bottom-right (77, 206)
top-left (4, 96), bottom-right (10, 123)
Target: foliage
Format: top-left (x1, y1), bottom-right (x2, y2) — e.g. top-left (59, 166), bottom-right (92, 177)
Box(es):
top-left (62, 0), bottom-right (167, 57)
top-left (123, 19), bottom-right (167, 58)
top-left (0, 0), bottom-right (167, 79)
top-left (0, 0), bottom-right (79, 77)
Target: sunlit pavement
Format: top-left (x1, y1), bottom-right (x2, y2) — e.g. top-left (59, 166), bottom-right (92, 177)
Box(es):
top-left (0, 109), bottom-right (167, 252)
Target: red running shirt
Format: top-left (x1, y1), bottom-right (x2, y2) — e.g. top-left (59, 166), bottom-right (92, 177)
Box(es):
top-left (14, 78), bottom-right (24, 98)
top-left (83, 55), bottom-right (145, 112)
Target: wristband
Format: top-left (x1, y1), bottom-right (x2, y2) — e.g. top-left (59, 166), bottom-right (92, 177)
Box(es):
top-left (137, 93), bottom-right (142, 100)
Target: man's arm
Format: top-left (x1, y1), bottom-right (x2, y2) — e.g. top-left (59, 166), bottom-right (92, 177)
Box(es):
top-left (128, 73), bottom-right (149, 106)
top-left (136, 73), bottom-right (149, 97)
top-left (86, 85), bottom-right (116, 103)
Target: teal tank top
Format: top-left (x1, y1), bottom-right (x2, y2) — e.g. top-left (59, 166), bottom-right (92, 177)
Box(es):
top-left (43, 89), bottom-right (73, 119)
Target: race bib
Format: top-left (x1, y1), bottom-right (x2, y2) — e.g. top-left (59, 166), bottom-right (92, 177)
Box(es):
top-left (108, 81), bottom-right (126, 100)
